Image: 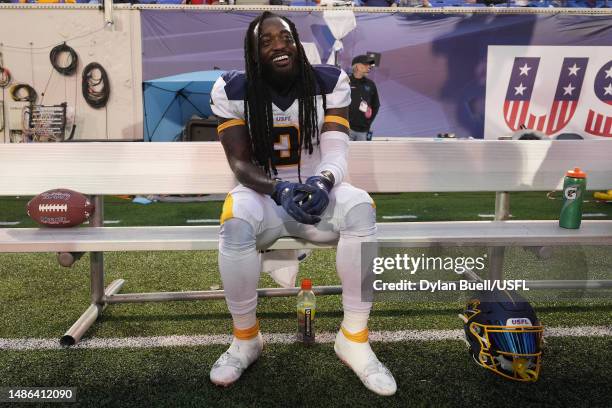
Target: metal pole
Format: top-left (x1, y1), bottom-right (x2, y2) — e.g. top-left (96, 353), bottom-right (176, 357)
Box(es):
top-left (494, 192), bottom-right (510, 221)
top-left (61, 195), bottom-right (110, 346)
top-left (488, 191), bottom-right (510, 281)
top-left (107, 285), bottom-right (344, 304)
top-left (61, 279), bottom-right (124, 346)
top-left (104, 280), bottom-right (612, 304)
top-left (103, 0), bottom-right (114, 27)
top-left (90, 196), bottom-right (105, 306)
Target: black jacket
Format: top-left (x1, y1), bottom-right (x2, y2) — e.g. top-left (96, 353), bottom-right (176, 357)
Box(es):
top-left (348, 74), bottom-right (380, 132)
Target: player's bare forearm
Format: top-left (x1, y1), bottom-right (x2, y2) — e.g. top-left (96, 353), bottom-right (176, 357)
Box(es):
top-left (231, 160), bottom-right (276, 194)
top-left (219, 121), bottom-right (276, 195)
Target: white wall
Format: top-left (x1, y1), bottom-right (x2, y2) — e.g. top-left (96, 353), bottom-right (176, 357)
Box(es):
top-left (0, 5), bottom-right (142, 142)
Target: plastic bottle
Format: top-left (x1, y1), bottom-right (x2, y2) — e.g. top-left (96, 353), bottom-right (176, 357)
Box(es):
top-left (559, 167), bottom-right (587, 229)
top-left (297, 278), bottom-right (315, 344)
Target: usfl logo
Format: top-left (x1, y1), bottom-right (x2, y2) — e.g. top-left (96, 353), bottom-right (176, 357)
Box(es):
top-left (485, 46), bottom-right (612, 139)
top-left (586, 60), bottom-right (612, 137)
top-left (503, 57), bottom-right (588, 135)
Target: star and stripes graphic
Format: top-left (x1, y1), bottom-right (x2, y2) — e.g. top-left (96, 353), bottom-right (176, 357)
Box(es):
top-left (503, 57), bottom-right (539, 132)
top-left (585, 60), bottom-right (612, 137)
top-left (503, 57), bottom-right (588, 135)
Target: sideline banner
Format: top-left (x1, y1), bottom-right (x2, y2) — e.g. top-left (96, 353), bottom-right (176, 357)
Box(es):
top-left (141, 11), bottom-right (611, 139)
top-left (485, 46), bottom-right (611, 139)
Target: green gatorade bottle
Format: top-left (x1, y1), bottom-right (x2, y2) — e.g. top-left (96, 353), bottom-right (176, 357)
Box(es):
top-left (559, 167), bottom-right (587, 229)
top-left (297, 278), bottom-right (315, 345)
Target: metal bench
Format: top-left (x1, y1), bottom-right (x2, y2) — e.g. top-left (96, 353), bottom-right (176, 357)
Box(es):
top-left (1, 139), bottom-right (611, 345)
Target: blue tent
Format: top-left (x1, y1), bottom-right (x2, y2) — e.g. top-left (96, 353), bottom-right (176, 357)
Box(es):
top-left (143, 70), bottom-right (224, 142)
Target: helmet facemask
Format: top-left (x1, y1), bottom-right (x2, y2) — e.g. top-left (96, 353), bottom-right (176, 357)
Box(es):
top-left (469, 321), bottom-right (543, 382)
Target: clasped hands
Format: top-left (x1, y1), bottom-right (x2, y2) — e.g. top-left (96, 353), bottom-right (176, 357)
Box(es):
top-left (271, 176), bottom-right (333, 225)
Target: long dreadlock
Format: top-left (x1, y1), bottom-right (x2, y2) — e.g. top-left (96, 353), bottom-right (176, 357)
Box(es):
top-left (243, 12), bottom-right (326, 182)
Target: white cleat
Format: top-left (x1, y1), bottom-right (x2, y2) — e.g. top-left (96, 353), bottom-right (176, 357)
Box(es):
top-left (334, 329), bottom-right (397, 396)
top-left (210, 332), bottom-right (263, 387)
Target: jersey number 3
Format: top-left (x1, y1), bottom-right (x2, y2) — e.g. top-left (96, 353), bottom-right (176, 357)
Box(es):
top-left (272, 125), bottom-right (300, 167)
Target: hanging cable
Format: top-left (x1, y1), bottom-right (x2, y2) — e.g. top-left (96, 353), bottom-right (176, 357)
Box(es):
top-left (66, 63), bottom-right (79, 142)
top-left (82, 62), bottom-right (110, 109)
top-left (0, 66), bottom-right (10, 88)
top-left (9, 83), bottom-right (38, 104)
top-left (0, 52), bottom-right (11, 88)
top-left (49, 43), bottom-right (78, 76)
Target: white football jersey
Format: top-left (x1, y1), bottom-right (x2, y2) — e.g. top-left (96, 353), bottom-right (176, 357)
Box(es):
top-left (211, 65), bottom-right (351, 182)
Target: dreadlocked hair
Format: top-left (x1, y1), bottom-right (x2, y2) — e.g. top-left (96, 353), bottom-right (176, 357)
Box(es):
top-left (243, 11), bottom-right (326, 181)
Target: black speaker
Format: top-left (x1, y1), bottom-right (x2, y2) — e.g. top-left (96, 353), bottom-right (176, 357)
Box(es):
top-left (184, 118), bottom-right (218, 142)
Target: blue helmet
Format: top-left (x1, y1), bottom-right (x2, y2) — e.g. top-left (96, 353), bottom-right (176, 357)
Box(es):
top-left (460, 290), bottom-right (544, 382)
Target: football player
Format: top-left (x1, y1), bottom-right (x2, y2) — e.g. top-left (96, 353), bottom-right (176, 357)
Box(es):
top-left (209, 11), bottom-right (396, 396)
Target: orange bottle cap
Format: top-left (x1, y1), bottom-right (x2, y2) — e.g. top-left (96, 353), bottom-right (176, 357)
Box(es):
top-left (566, 167), bottom-right (586, 178)
top-left (301, 279), bottom-right (312, 290)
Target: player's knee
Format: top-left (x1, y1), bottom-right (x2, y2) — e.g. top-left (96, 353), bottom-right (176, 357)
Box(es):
top-left (343, 202), bottom-right (376, 237)
top-left (219, 218), bottom-right (256, 255)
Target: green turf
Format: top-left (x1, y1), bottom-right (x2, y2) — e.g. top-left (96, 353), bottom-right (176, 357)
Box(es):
top-left (0, 193), bottom-right (610, 406)
top-left (0, 337), bottom-right (610, 407)
top-left (372, 191), bottom-right (612, 221)
top-left (1, 191), bottom-right (610, 227)
top-left (0, 250), bottom-right (610, 339)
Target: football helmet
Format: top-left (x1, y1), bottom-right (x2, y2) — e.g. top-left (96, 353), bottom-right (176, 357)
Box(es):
top-left (459, 290), bottom-right (543, 382)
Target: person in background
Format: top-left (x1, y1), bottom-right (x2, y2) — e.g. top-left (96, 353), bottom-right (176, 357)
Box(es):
top-left (348, 54), bottom-right (380, 141)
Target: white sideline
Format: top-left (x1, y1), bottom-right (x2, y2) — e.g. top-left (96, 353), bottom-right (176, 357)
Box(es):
top-left (0, 326), bottom-right (610, 351)
top-left (382, 215), bottom-right (418, 220)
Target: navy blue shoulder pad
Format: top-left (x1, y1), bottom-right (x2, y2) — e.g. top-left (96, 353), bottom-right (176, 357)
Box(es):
top-left (312, 65), bottom-right (342, 95)
top-left (222, 71), bottom-right (247, 101)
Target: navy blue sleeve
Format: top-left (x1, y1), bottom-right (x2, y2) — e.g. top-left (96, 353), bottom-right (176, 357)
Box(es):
top-left (313, 65), bottom-right (351, 109)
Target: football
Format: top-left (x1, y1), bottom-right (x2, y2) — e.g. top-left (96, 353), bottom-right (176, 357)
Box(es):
top-left (26, 189), bottom-right (94, 227)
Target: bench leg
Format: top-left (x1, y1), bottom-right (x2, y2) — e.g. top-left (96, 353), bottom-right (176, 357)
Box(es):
top-left (60, 275), bottom-right (125, 346)
top-left (488, 246), bottom-right (505, 281)
top-left (60, 195), bottom-right (126, 346)
top-left (489, 192), bottom-right (510, 281)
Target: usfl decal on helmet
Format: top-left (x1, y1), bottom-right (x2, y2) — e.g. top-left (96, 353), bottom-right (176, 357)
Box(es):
top-left (459, 290), bottom-right (544, 382)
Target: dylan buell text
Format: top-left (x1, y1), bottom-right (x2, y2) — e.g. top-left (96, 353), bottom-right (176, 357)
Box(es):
top-left (372, 279), bottom-right (529, 292)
